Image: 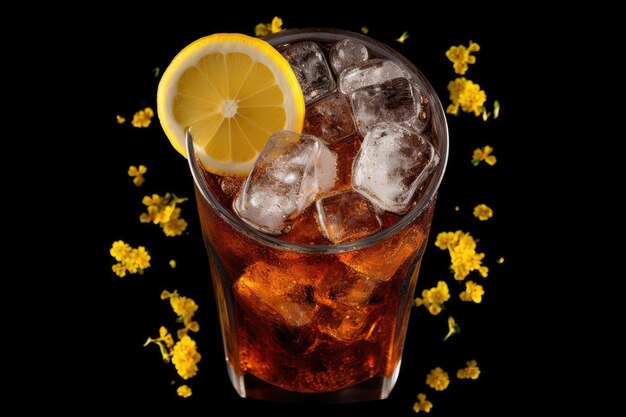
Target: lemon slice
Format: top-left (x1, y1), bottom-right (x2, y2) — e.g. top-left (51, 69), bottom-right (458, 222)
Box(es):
top-left (157, 33), bottom-right (305, 176)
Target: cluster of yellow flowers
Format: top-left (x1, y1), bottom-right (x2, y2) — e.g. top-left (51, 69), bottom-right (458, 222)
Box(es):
top-left (435, 230), bottom-right (488, 281)
top-left (139, 193), bottom-right (189, 237)
top-left (110, 240), bottom-right (151, 278)
top-left (144, 290), bottom-right (202, 397)
top-left (473, 204), bottom-right (493, 221)
top-left (254, 16), bottom-right (283, 37)
top-left (444, 42), bottom-right (498, 120)
top-left (414, 281), bottom-right (450, 315)
top-left (116, 107), bottom-right (155, 128)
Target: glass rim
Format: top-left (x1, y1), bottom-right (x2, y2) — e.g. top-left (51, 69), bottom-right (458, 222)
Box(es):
top-left (187, 27), bottom-right (449, 254)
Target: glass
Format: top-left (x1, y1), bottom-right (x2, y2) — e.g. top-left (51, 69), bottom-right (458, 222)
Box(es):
top-left (187, 28), bottom-right (449, 403)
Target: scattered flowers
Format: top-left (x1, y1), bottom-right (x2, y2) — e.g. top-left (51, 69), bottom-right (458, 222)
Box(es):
top-left (414, 281), bottom-right (450, 315)
top-left (132, 107), bottom-right (154, 128)
top-left (457, 360), bottom-right (481, 380)
top-left (139, 193), bottom-right (189, 237)
top-left (145, 290), bottom-right (202, 396)
top-left (473, 204), bottom-right (493, 221)
top-left (435, 230), bottom-right (488, 280)
top-left (116, 115), bottom-right (126, 124)
top-left (110, 240), bottom-right (151, 277)
top-left (426, 367), bottom-right (450, 391)
top-left (446, 41), bottom-right (480, 75)
top-left (254, 16), bottom-right (283, 37)
top-left (413, 393), bottom-right (433, 413)
top-left (396, 31), bottom-right (409, 44)
top-left (177, 385), bottom-right (192, 398)
top-left (128, 165), bottom-right (147, 186)
top-left (447, 77), bottom-right (487, 116)
top-left (471, 145), bottom-right (497, 166)
top-left (444, 316), bottom-right (460, 341)
top-left (460, 281), bottom-right (485, 303)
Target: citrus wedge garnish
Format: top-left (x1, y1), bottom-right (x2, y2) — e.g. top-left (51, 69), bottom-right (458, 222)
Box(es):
top-left (157, 33), bottom-right (305, 176)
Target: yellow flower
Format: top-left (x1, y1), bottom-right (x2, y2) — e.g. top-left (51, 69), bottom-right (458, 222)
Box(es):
top-left (110, 241), bottom-right (151, 277)
top-left (162, 208), bottom-right (188, 237)
top-left (460, 281), bottom-right (485, 303)
top-left (361, 26), bottom-right (369, 34)
top-left (443, 316), bottom-right (460, 341)
top-left (435, 231), bottom-right (459, 250)
top-left (169, 259), bottom-right (177, 268)
top-left (254, 16), bottom-right (283, 37)
top-left (426, 367), bottom-right (450, 391)
top-left (497, 257), bottom-right (505, 264)
top-left (396, 31), bottom-right (409, 44)
top-left (457, 360), bottom-right (481, 380)
top-left (445, 41), bottom-right (480, 75)
top-left (471, 145), bottom-right (497, 166)
top-left (139, 193), bottom-right (188, 236)
top-left (446, 78), bottom-right (487, 117)
top-left (116, 115), bottom-right (126, 124)
top-left (128, 165), bottom-right (147, 186)
top-left (112, 263), bottom-right (127, 278)
top-left (177, 385), bottom-right (192, 398)
top-left (415, 281), bottom-right (450, 315)
top-left (436, 230), bottom-right (488, 280)
top-left (473, 204), bottom-right (493, 221)
top-left (131, 107), bottom-right (154, 128)
top-left (159, 326), bottom-right (174, 348)
top-left (413, 393), bottom-right (433, 413)
top-left (171, 335), bottom-right (201, 380)
top-left (162, 289), bottom-right (199, 327)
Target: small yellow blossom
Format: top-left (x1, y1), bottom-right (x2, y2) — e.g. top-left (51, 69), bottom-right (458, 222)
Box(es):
top-left (159, 326), bottom-right (174, 348)
top-left (131, 107), bottom-right (154, 128)
top-left (473, 204), bottom-right (493, 221)
top-left (426, 367), bottom-right (450, 391)
top-left (110, 240), bottom-right (151, 277)
top-left (497, 257), bottom-right (504, 264)
top-left (128, 165), bottom-right (147, 186)
top-left (177, 385), bottom-right (192, 398)
top-left (413, 393), bottom-right (433, 413)
top-left (116, 115), bottom-right (126, 124)
top-left (436, 230), bottom-right (488, 280)
top-left (454, 206), bottom-right (460, 212)
top-left (396, 31), bottom-right (409, 44)
top-left (471, 145), bottom-right (497, 166)
top-left (444, 316), bottom-right (460, 341)
top-left (446, 77), bottom-right (487, 117)
top-left (161, 289), bottom-right (199, 328)
top-left (140, 193), bottom-right (188, 236)
top-left (415, 281), bottom-right (450, 315)
top-left (361, 26), bottom-right (369, 34)
top-left (254, 16), bottom-right (283, 37)
top-left (144, 326), bottom-right (174, 363)
top-left (446, 41), bottom-right (480, 75)
top-left (457, 360), bottom-right (481, 380)
top-left (169, 259), bottom-right (177, 268)
top-left (460, 281), bottom-right (485, 303)
top-left (171, 335), bottom-right (202, 380)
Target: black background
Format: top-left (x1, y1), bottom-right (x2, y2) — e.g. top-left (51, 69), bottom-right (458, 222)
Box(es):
top-left (69, 8), bottom-right (534, 414)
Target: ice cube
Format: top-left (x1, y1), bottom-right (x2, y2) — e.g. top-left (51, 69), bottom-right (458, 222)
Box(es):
top-left (339, 59), bottom-right (407, 96)
top-left (282, 42), bottom-right (336, 103)
top-left (303, 92), bottom-right (357, 145)
top-left (316, 267), bottom-right (383, 341)
top-left (352, 123), bottom-right (439, 214)
top-left (351, 77), bottom-right (417, 134)
top-left (316, 190), bottom-right (382, 244)
top-left (234, 262), bottom-right (319, 327)
top-left (233, 131), bottom-right (337, 234)
top-left (329, 39), bottom-right (369, 76)
top-left (405, 88), bottom-right (431, 133)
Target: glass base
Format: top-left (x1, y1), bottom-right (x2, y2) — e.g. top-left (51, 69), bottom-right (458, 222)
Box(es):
top-left (226, 360), bottom-right (401, 403)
